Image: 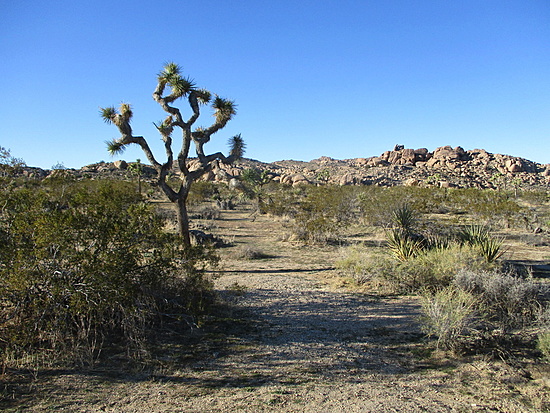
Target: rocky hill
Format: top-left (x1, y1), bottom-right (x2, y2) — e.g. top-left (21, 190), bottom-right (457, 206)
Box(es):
top-left (21, 145), bottom-right (550, 190)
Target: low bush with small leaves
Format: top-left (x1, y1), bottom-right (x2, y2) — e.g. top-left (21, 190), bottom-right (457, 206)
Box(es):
top-left (420, 286), bottom-right (479, 351)
top-left (193, 204), bottom-right (221, 220)
top-left (335, 246), bottom-right (394, 286)
top-left (386, 244), bottom-right (493, 293)
top-left (0, 180), bottom-right (217, 368)
top-left (454, 269), bottom-right (547, 333)
top-left (292, 186), bottom-right (360, 243)
top-left (336, 243), bottom-right (492, 293)
top-left (233, 246), bottom-right (271, 260)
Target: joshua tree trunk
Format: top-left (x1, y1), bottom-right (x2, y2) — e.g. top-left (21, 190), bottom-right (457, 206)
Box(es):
top-left (177, 188), bottom-right (191, 246)
top-left (101, 62), bottom-right (245, 246)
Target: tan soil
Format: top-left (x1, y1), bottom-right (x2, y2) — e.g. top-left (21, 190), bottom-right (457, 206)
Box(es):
top-left (5, 207), bottom-right (550, 412)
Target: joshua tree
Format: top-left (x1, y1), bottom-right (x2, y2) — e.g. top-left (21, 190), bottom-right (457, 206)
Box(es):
top-left (100, 63), bottom-right (245, 246)
top-left (127, 159), bottom-right (143, 195)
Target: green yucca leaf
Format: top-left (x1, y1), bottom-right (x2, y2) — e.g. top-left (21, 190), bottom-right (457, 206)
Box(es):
top-left (154, 116), bottom-right (173, 136)
top-left (105, 139), bottom-right (126, 155)
top-left (392, 204), bottom-right (417, 233)
top-left (158, 62), bottom-right (181, 82)
top-left (119, 103), bottom-right (133, 121)
top-left (195, 89), bottom-right (212, 104)
top-left (229, 134), bottom-right (245, 159)
top-left (164, 62), bottom-right (181, 74)
top-left (170, 75), bottom-right (196, 98)
top-left (213, 97), bottom-right (236, 123)
top-left (457, 224), bottom-right (505, 263)
top-left (100, 106), bottom-right (117, 124)
top-left (386, 228), bottom-right (424, 261)
top-left (212, 96), bottom-right (236, 112)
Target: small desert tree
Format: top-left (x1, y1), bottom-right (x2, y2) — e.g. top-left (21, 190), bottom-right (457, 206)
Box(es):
top-left (101, 63), bottom-right (245, 245)
top-left (0, 146), bottom-right (25, 177)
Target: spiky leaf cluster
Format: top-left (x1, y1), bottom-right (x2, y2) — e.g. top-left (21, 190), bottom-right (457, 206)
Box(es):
top-left (158, 62), bottom-right (181, 84)
top-left (229, 134), bottom-right (245, 159)
top-left (105, 139), bottom-right (126, 155)
top-left (195, 89), bottom-right (212, 104)
top-left (213, 96), bottom-right (236, 123)
top-left (100, 106), bottom-right (117, 124)
top-left (100, 104), bottom-right (133, 127)
top-left (154, 116), bottom-right (174, 137)
top-left (158, 62), bottom-right (196, 99)
top-left (120, 103), bottom-right (133, 121)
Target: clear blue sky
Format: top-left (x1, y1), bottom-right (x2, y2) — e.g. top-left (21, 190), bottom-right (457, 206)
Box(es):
top-left (1, 0), bottom-right (549, 169)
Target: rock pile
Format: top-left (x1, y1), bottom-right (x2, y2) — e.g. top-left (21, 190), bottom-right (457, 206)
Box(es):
top-left (18, 146), bottom-right (550, 190)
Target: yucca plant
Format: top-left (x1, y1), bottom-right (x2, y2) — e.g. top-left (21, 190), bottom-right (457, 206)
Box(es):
top-left (392, 203), bottom-right (417, 234)
top-left (386, 228), bottom-right (424, 261)
top-left (100, 62), bottom-right (244, 246)
top-left (458, 225), bottom-right (506, 263)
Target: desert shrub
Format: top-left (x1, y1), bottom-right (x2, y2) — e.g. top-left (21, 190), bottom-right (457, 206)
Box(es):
top-left (188, 181), bottom-right (220, 205)
top-left (0, 146), bottom-right (25, 177)
top-left (420, 270), bottom-right (548, 352)
top-left (193, 204), bottom-right (221, 220)
top-left (447, 188), bottom-right (522, 227)
top-left (358, 186), bottom-right (448, 226)
top-left (336, 243), bottom-right (491, 293)
top-left (385, 244), bottom-right (492, 293)
top-left (454, 270), bottom-right (546, 333)
top-left (0, 180), bottom-right (216, 367)
top-left (259, 185), bottom-right (302, 217)
top-left (420, 287), bottom-right (480, 350)
top-left (233, 246), bottom-right (271, 260)
top-left (292, 185), bottom-right (359, 243)
top-left (335, 246), bottom-right (394, 285)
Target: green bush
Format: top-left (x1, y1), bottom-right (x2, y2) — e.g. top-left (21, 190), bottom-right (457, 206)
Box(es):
top-left (388, 244), bottom-right (491, 292)
top-left (358, 186), bottom-right (448, 227)
top-left (260, 185), bottom-right (302, 217)
top-left (188, 181), bottom-right (220, 205)
top-left (336, 243), bottom-right (491, 293)
top-left (292, 186), bottom-right (359, 243)
top-left (420, 287), bottom-right (479, 351)
top-left (446, 188), bottom-right (522, 227)
top-left (0, 180), bottom-right (216, 367)
top-left (335, 246), bottom-right (393, 285)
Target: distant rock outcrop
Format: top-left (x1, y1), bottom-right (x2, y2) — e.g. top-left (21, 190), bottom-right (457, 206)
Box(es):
top-left (17, 145), bottom-right (550, 191)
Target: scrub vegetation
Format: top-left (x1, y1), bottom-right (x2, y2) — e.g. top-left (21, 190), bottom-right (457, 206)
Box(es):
top-left (1, 151), bottom-right (550, 411)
